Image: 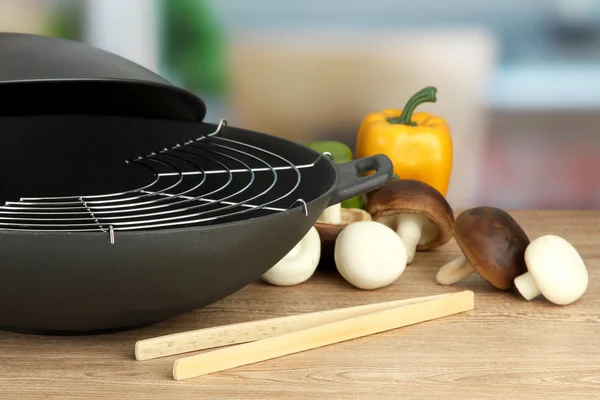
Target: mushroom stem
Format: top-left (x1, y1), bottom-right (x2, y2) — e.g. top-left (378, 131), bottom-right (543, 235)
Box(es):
top-left (514, 272), bottom-right (542, 301)
top-left (395, 214), bottom-right (423, 264)
top-left (319, 203), bottom-right (342, 224)
top-left (435, 255), bottom-right (475, 285)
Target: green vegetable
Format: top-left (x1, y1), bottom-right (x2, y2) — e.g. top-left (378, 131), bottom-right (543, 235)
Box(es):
top-left (341, 196), bottom-right (365, 209)
top-left (307, 141), bottom-right (353, 163)
top-left (307, 141), bottom-right (365, 209)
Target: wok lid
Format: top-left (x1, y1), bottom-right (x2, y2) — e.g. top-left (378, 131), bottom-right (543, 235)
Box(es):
top-left (0, 32), bottom-right (207, 121)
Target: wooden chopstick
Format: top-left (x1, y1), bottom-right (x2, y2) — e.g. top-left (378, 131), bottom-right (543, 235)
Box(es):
top-left (172, 290), bottom-right (474, 380)
top-left (135, 293), bottom-right (451, 361)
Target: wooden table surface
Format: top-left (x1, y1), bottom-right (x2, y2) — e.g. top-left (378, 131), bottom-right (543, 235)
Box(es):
top-left (1, 210), bottom-right (599, 399)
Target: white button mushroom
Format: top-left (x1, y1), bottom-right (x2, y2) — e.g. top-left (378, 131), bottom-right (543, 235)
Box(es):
top-left (514, 235), bottom-right (588, 305)
top-left (334, 221), bottom-right (407, 290)
top-left (315, 204), bottom-right (372, 269)
top-left (261, 226), bottom-right (321, 286)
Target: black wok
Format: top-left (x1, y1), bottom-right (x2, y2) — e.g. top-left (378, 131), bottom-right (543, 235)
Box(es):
top-left (0, 33), bottom-right (393, 334)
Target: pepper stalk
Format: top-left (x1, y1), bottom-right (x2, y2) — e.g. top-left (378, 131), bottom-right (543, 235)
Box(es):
top-left (387, 86), bottom-right (438, 126)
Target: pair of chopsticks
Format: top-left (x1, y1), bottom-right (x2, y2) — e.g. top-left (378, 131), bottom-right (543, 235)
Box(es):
top-left (135, 290), bottom-right (474, 380)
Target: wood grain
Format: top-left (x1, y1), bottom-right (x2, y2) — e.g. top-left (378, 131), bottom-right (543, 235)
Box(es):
top-left (0, 210), bottom-right (599, 399)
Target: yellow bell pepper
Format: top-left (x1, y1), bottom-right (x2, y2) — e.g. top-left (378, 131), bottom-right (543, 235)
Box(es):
top-left (355, 86), bottom-right (453, 196)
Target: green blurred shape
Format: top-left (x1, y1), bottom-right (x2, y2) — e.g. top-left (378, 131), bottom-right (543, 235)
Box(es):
top-left (44, 1), bottom-right (83, 40)
top-left (160, 0), bottom-right (227, 96)
top-left (307, 141), bottom-right (365, 209)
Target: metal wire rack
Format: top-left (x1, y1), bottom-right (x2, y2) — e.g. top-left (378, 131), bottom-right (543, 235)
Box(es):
top-left (0, 119), bottom-right (332, 243)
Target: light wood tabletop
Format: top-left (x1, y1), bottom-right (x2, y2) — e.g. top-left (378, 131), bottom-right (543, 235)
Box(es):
top-left (1, 210), bottom-right (599, 399)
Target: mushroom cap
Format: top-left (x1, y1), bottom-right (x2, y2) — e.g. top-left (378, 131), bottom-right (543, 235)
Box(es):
top-left (454, 207), bottom-right (529, 290)
top-left (524, 235), bottom-right (588, 305)
top-left (334, 221), bottom-right (407, 289)
top-left (314, 208), bottom-right (371, 269)
top-left (365, 179), bottom-right (454, 250)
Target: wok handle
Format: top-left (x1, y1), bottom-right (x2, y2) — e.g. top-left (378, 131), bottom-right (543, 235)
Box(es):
top-left (328, 154), bottom-right (394, 206)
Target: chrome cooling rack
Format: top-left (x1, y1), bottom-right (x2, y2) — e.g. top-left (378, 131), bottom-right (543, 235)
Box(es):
top-left (0, 119), bottom-right (332, 243)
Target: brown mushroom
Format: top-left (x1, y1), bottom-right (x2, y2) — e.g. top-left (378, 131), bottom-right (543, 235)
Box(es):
top-left (365, 179), bottom-right (454, 264)
top-left (314, 203), bottom-right (371, 268)
top-left (435, 206), bottom-right (530, 290)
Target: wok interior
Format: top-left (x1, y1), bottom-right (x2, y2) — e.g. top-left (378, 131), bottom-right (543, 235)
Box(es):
top-left (0, 114), bottom-right (337, 216)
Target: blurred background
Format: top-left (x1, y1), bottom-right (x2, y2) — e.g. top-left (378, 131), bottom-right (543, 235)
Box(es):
top-left (1, 0), bottom-right (599, 209)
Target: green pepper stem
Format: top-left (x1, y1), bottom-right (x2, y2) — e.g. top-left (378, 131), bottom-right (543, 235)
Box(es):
top-left (388, 86), bottom-right (437, 125)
